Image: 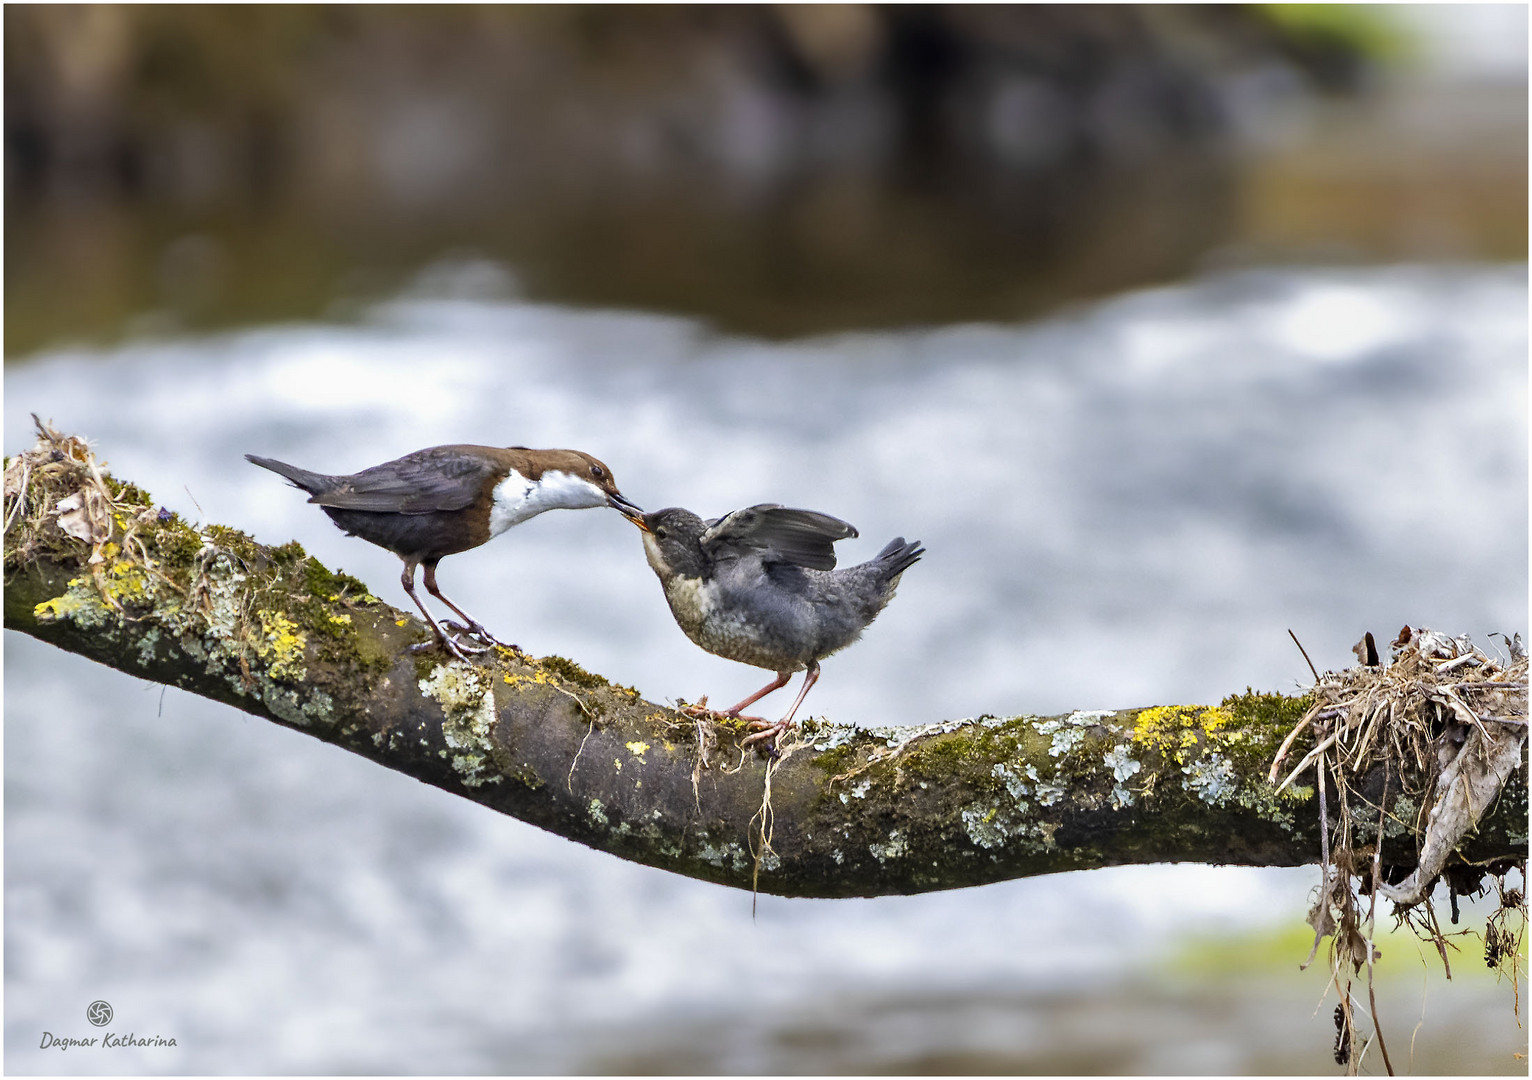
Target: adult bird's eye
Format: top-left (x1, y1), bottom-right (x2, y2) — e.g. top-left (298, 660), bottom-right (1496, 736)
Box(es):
top-left (590, 464), bottom-right (604, 479)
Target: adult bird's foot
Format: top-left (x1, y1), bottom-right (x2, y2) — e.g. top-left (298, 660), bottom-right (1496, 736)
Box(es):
top-left (437, 626), bottom-right (492, 655)
top-left (440, 619), bottom-right (512, 651)
top-left (408, 633), bottom-right (482, 663)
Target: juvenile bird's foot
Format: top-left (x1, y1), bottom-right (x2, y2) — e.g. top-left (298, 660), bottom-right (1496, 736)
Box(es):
top-left (741, 718), bottom-right (795, 753)
top-left (680, 697), bottom-right (766, 724)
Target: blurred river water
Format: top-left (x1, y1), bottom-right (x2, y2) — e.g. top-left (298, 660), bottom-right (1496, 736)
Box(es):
top-left (5, 260), bottom-right (1526, 1073)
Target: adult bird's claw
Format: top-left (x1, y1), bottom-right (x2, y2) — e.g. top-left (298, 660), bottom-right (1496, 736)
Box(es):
top-left (440, 619), bottom-right (507, 649)
top-left (408, 630), bottom-right (484, 663)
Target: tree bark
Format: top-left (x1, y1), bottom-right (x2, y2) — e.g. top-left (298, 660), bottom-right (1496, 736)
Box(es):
top-left (4, 434), bottom-right (1525, 898)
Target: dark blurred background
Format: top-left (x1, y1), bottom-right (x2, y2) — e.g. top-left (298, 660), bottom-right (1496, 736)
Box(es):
top-left (7, 4), bottom-right (1526, 355)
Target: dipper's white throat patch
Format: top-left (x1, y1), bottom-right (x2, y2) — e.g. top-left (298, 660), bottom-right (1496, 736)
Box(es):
top-left (489, 469), bottom-right (606, 535)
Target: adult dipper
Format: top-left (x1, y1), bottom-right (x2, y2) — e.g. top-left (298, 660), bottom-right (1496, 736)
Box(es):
top-left (247, 444), bottom-right (640, 660)
top-left (622, 502), bottom-right (922, 748)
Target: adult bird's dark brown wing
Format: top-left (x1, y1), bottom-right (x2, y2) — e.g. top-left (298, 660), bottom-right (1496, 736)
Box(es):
top-left (301, 445), bottom-right (501, 515)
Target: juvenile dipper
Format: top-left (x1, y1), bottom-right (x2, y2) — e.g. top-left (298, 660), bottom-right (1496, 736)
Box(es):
top-left (247, 444), bottom-right (640, 660)
top-left (623, 503), bottom-right (922, 748)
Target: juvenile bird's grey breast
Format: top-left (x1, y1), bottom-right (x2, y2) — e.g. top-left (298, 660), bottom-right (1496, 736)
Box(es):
top-left (677, 561), bottom-right (824, 671)
top-left (659, 572), bottom-right (716, 639)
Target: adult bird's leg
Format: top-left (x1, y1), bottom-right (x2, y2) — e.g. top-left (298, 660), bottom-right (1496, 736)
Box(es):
top-left (400, 558), bottom-right (479, 661)
top-left (421, 559), bottom-right (507, 650)
top-left (682, 671), bottom-right (791, 722)
top-left (742, 661), bottom-right (820, 749)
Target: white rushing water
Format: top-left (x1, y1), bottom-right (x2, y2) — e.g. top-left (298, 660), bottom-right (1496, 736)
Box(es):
top-left (6, 263), bottom-right (1526, 1072)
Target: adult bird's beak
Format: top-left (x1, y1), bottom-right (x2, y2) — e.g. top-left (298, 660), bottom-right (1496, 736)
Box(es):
top-left (608, 491), bottom-right (647, 526)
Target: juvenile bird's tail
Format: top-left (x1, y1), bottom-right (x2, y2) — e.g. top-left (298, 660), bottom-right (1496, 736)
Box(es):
top-left (245, 454), bottom-right (333, 498)
top-left (874, 536), bottom-right (925, 580)
top-left (842, 536), bottom-right (924, 624)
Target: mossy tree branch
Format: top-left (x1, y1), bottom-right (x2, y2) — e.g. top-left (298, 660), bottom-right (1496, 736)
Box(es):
top-left (3, 433), bottom-right (1525, 899)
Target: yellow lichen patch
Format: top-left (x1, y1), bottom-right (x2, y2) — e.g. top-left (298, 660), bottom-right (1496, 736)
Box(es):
top-left (329, 591), bottom-right (381, 605)
top-left (31, 573), bottom-right (120, 629)
top-left (98, 558), bottom-right (152, 606)
top-left (328, 613), bottom-right (353, 627)
top-left (255, 608), bottom-right (308, 682)
top-left (500, 667), bottom-right (598, 719)
top-left (1132, 704), bottom-right (1233, 764)
top-left (34, 588), bottom-right (97, 623)
top-left (625, 740), bottom-right (650, 761)
top-left (503, 668), bottom-right (570, 690)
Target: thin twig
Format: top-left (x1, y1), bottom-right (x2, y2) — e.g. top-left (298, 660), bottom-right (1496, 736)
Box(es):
top-left (1275, 728), bottom-right (1343, 795)
top-left (1274, 704), bottom-right (1335, 778)
top-left (1424, 900), bottom-right (1453, 982)
top-left (3, 457), bottom-right (31, 535)
top-left (1303, 747), bottom-right (1333, 973)
top-left (1318, 747), bottom-right (1331, 883)
top-left (748, 729), bottom-right (808, 918)
top-left (1439, 685), bottom-right (1492, 742)
top-left (1290, 628), bottom-right (1321, 683)
top-left (567, 718), bottom-right (596, 791)
top-left (1269, 704), bottom-right (1343, 783)
top-left (1436, 652), bottom-right (1483, 674)
top-left (691, 715), bottom-right (708, 812)
top-left (546, 681), bottom-right (594, 720)
top-left (1366, 759), bottom-right (1396, 1076)
top-left (1349, 696), bottom-right (1390, 774)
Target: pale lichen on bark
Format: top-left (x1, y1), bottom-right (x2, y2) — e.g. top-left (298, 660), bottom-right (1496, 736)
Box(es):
top-left (3, 423), bottom-right (1525, 899)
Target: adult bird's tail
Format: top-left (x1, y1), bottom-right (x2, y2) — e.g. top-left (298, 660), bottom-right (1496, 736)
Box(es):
top-left (245, 454), bottom-right (334, 499)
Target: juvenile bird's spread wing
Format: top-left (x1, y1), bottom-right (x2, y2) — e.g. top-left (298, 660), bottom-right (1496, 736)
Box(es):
top-left (302, 446), bottom-right (499, 514)
top-left (701, 504), bottom-right (858, 571)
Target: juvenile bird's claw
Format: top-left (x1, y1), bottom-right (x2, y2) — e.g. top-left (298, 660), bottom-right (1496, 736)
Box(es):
top-left (741, 718), bottom-right (794, 753)
top-left (681, 698), bottom-right (766, 725)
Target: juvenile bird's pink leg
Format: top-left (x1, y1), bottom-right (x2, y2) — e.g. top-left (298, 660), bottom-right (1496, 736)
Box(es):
top-left (743, 661), bottom-right (820, 749)
top-left (683, 670), bottom-right (792, 723)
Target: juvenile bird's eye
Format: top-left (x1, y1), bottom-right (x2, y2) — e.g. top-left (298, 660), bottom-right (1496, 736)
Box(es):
top-left (654, 527), bottom-right (668, 540)
top-left (590, 464), bottom-right (604, 479)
